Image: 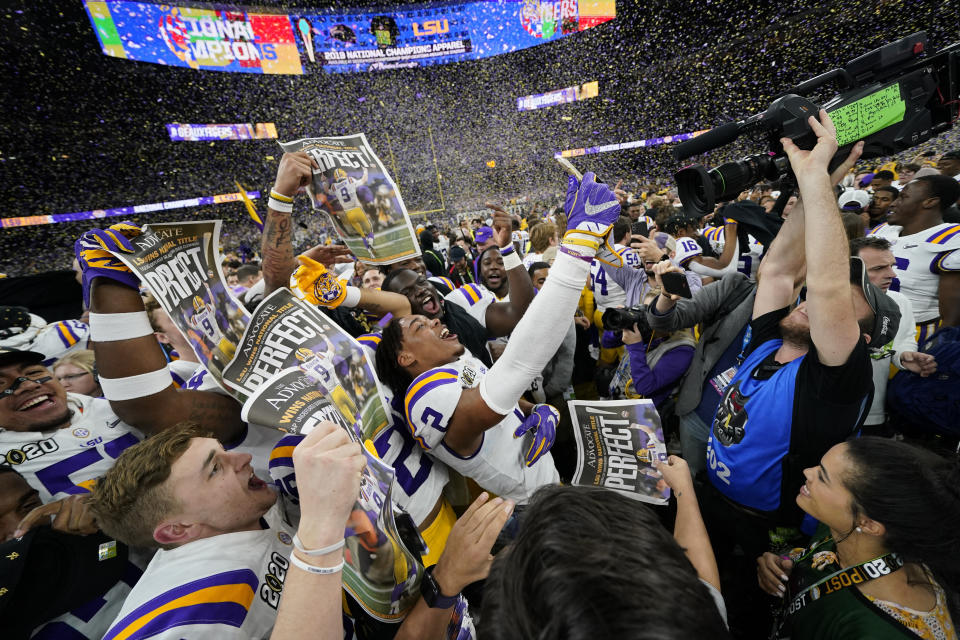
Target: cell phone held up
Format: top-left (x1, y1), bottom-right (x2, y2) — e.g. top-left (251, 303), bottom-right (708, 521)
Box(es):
top-left (631, 221), bottom-right (649, 238)
top-left (660, 271), bottom-right (693, 299)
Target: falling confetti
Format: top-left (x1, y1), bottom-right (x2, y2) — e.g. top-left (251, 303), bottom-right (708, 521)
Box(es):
top-left (0, 0), bottom-right (957, 276)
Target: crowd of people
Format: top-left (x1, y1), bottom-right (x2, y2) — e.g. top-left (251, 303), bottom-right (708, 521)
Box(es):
top-left (2, 105), bottom-right (959, 640)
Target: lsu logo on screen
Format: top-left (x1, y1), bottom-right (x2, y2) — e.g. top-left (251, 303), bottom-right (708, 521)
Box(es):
top-left (412, 19), bottom-right (449, 36)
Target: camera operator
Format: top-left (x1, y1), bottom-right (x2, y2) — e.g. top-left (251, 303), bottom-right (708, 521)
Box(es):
top-left (700, 120), bottom-right (899, 634)
top-left (602, 303), bottom-right (695, 410)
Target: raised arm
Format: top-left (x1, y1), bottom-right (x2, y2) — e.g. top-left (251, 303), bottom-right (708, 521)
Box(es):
top-left (90, 281), bottom-right (245, 441)
top-left (787, 113), bottom-right (862, 364)
top-left (73, 223), bottom-right (245, 442)
top-left (261, 153), bottom-right (352, 297)
top-left (443, 174), bottom-right (621, 451)
top-left (482, 206), bottom-right (536, 337)
top-left (656, 456), bottom-right (720, 591)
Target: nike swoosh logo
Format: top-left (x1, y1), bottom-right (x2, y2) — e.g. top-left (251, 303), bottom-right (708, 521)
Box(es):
top-left (583, 200), bottom-right (618, 216)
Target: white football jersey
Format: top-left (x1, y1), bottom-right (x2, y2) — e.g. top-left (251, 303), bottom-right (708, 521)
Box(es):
top-left (445, 283), bottom-right (496, 328)
top-left (32, 319), bottom-right (90, 365)
top-left (403, 355), bottom-right (559, 504)
top-left (190, 304), bottom-right (224, 343)
top-left (869, 222), bottom-right (960, 322)
top-left (0, 394), bottom-right (143, 502)
top-left (299, 353), bottom-right (342, 391)
top-left (591, 244), bottom-right (641, 311)
top-left (348, 337), bottom-right (450, 526)
top-left (700, 223), bottom-right (764, 280)
top-left (674, 236), bottom-right (704, 267)
top-left (334, 178), bottom-right (362, 210)
top-left (168, 358), bottom-right (202, 389)
top-left (102, 503), bottom-right (300, 640)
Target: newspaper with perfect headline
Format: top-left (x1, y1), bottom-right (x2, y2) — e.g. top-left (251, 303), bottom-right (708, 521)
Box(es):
top-left (107, 222), bottom-right (423, 622)
top-left (569, 399), bottom-right (671, 505)
top-left (278, 133), bottom-right (420, 265)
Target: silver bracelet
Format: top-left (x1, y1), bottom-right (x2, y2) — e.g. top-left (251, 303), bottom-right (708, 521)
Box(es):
top-left (289, 551), bottom-right (344, 575)
top-left (293, 533), bottom-right (345, 556)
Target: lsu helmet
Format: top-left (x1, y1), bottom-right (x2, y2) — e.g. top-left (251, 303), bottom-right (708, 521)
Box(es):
top-left (333, 168), bottom-right (348, 181)
top-left (294, 347), bottom-right (315, 363)
top-left (192, 296), bottom-right (205, 314)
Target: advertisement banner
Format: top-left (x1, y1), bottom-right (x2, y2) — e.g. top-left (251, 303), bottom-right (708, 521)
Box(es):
top-left (517, 80), bottom-right (598, 112)
top-left (568, 399), bottom-right (671, 505)
top-left (167, 122), bottom-right (278, 141)
top-left (0, 191), bottom-right (261, 230)
top-left (83, 0), bottom-right (615, 74)
top-left (278, 133), bottom-right (419, 264)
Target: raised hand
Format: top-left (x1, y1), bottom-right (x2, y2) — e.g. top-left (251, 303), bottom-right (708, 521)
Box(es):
top-left (290, 254), bottom-right (348, 308)
top-left (74, 221), bottom-right (143, 305)
top-left (274, 152), bottom-right (318, 199)
top-left (513, 403), bottom-right (559, 467)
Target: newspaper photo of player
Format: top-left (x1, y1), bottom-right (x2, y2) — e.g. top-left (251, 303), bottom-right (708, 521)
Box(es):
top-left (222, 288), bottom-right (390, 441)
top-left (278, 133), bottom-right (419, 264)
top-left (103, 220), bottom-right (251, 386)
top-left (569, 399), bottom-right (671, 505)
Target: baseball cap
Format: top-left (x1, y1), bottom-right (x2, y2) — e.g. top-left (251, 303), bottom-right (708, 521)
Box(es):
top-left (941, 149), bottom-right (960, 160)
top-left (0, 306), bottom-right (31, 339)
top-left (0, 347), bottom-right (44, 369)
top-left (449, 246), bottom-right (467, 262)
top-left (838, 189), bottom-right (871, 211)
top-left (474, 226), bottom-right (494, 245)
top-left (850, 257), bottom-right (900, 348)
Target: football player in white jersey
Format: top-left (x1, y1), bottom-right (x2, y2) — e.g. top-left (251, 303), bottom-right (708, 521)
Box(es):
top-left (383, 206), bottom-right (536, 366)
top-left (328, 167), bottom-right (375, 253)
top-left (590, 216), bottom-right (642, 319)
top-left (869, 174), bottom-right (960, 342)
top-left (375, 170), bottom-right (624, 502)
top-left (700, 214), bottom-right (764, 280)
top-left (91, 420), bottom-right (498, 639)
top-left (0, 347), bottom-right (147, 638)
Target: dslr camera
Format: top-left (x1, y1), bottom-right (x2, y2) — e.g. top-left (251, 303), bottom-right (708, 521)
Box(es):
top-left (673, 32), bottom-right (959, 215)
top-left (602, 305), bottom-right (653, 334)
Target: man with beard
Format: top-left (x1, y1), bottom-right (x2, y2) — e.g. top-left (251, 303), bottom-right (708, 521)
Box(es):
top-left (477, 246), bottom-right (510, 300)
top-left (694, 125), bottom-right (901, 638)
top-left (383, 208), bottom-right (535, 366)
top-left (697, 126), bottom-right (899, 632)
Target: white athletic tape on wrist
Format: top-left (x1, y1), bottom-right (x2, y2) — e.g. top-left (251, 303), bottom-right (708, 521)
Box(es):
top-left (289, 551), bottom-right (344, 575)
top-left (269, 198), bottom-right (294, 213)
top-left (99, 368), bottom-right (172, 401)
top-left (293, 534), bottom-right (345, 556)
top-left (502, 251), bottom-right (522, 271)
top-left (342, 286), bottom-right (362, 308)
top-left (480, 251), bottom-right (588, 415)
top-left (88, 312), bottom-right (154, 342)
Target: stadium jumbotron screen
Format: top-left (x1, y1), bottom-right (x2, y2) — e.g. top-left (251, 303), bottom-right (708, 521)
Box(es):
top-left (83, 0), bottom-right (616, 74)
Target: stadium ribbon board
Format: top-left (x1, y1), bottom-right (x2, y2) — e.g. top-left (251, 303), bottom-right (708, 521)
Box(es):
top-left (83, 0), bottom-right (615, 74)
top-left (518, 80), bottom-right (599, 112)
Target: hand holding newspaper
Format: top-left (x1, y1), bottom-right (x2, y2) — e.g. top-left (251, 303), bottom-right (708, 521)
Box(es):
top-left (278, 134), bottom-right (421, 265)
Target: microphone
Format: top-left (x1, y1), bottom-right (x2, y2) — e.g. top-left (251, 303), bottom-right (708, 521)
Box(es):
top-left (672, 121), bottom-right (742, 161)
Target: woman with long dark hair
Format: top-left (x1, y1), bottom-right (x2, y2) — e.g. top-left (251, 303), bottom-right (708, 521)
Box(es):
top-left (758, 437), bottom-right (959, 638)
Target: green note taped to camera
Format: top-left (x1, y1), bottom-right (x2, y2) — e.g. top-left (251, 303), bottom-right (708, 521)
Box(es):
top-left (828, 83), bottom-right (906, 147)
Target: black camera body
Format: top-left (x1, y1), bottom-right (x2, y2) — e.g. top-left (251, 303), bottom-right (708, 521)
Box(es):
top-left (674, 32), bottom-right (960, 215)
top-left (602, 305), bottom-right (652, 334)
